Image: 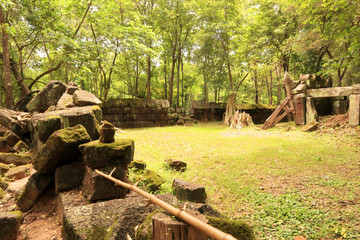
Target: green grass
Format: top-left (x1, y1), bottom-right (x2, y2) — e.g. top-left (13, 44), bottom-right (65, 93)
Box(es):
top-left (116, 122), bottom-right (360, 239)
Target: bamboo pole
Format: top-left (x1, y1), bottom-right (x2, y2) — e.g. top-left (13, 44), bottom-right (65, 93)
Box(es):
top-left (95, 169), bottom-right (238, 240)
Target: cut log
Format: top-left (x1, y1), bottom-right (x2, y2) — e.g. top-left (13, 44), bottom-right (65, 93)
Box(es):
top-left (152, 210), bottom-right (208, 240)
top-left (230, 111), bottom-right (253, 129)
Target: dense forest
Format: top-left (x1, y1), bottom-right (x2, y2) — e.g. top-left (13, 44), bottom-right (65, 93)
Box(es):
top-left (0, 0), bottom-right (359, 110)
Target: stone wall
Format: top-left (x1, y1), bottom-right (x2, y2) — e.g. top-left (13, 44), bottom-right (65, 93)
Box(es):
top-left (191, 102), bottom-right (277, 124)
top-left (102, 98), bottom-right (170, 128)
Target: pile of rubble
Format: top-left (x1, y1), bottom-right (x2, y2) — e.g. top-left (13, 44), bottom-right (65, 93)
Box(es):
top-left (0, 81), bottom-right (255, 240)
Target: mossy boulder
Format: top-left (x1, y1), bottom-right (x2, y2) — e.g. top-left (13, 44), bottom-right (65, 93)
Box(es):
top-left (36, 115), bottom-right (62, 143)
top-left (0, 211), bottom-right (24, 240)
top-left (3, 131), bottom-right (20, 147)
top-left (206, 216), bottom-right (256, 240)
top-left (172, 179), bottom-right (206, 203)
top-left (141, 170), bottom-right (164, 192)
top-left (73, 90), bottom-right (102, 107)
top-left (0, 153), bottom-right (32, 166)
top-left (33, 125), bottom-right (91, 173)
top-left (79, 139), bottom-right (134, 169)
top-left (129, 159), bottom-right (146, 172)
top-left (16, 172), bottom-right (54, 212)
top-left (6, 164), bottom-right (31, 180)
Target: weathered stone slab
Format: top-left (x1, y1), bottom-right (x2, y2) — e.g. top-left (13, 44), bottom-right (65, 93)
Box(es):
top-left (82, 166), bottom-right (129, 202)
top-left (0, 153), bottom-right (32, 165)
top-left (172, 179), bottom-right (206, 203)
top-left (306, 97), bottom-right (318, 124)
top-left (332, 99), bottom-right (348, 114)
top-left (307, 86), bottom-right (353, 98)
top-left (55, 160), bottom-right (85, 194)
top-left (27, 80), bottom-right (67, 113)
top-left (16, 172), bottom-right (54, 211)
top-left (349, 94), bottom-right (360, 127)
top-left (294, 97), bottom-right (306, 125)
top-left (79, 139), bottom-right (134, 169)
top-left (6, 164), bottom-right (31, 180)
top-left (33, 125), bottom-right (91, 173)
top-left (56, 93), bottom-right (74, 110)
top-left (302, 121), bottom-right (319, 132)
top-left (73, 90), bottom-right (102, 106)
top-left (0, 211), bottom-right (23, 240)
top-left (61, 192), bottom-right (177, 240)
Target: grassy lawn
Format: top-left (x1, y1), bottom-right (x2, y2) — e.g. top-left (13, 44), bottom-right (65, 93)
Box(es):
top-left (117, 122), bottom-right (360, 239)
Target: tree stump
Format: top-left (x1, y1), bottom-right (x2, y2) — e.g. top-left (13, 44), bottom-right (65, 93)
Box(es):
top-left (151, 210), bottom-right (208, 240)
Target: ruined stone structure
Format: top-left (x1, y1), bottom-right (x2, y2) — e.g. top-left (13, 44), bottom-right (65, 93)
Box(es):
top-left (102, 98), bottom-right (170, 128)
top-left (190, 101), bottom-right (276, 124)
top-left (293, 84), bottom-right (360, 126)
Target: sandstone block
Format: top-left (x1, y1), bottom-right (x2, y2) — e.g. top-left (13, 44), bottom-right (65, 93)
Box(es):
top-left (0, 163), bottom-right (9, 174)
top-left (0, 153), bottom-right (32, 166)
top-left (55, 161), bottom-right (85, 194)
top-left (0, 138), bottom-right (11, 153)
top-left (0, 211), bottom-right (23, 240)
top-left (349, 94), bottom-right (360, 127)
top-left (17, 172), bottom-right (54, 211)
top-left (172, 179), bottom-right (206, 203)
top-left (12, 141), bottom-right (29, 153)
top-left (33, 125), bottom-right (91, 173)
top-left (3, 131), bottom-right (20, 147)
top-left (165, 159), bottom-right (187, 172)
top-left (60, 110), bottom-right (99, 140)
top-left (79, 139), bottom-right (134, 169)
top-left (73, 90), bottom-right (102, 106)
top-left (82, 166), bottom-right (129, 202)
top-left (6, 164), bottom-right (31, 180)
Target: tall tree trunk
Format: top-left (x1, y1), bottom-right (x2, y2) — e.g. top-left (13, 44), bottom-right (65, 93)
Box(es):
top-left (254, 68), bottom-right (259, 104)
top-left (203, 71), bottom-right (208, 103)
top-left (147, 54), bottom-right (151, 99)
top-left (0, 6), bottom-right (13, 109)
top-left (269, 70), bottom-right (273, 105)
top-left (181, 56), bottom-right (184, 108)
top-left (176, 53), bottom-right (181, 110)
top-left (164, 56), bottom-right (167, 99)
top-left (135, 56), bottom-right (139, 97)
top-left (169, 42), bottom-right (177, 107)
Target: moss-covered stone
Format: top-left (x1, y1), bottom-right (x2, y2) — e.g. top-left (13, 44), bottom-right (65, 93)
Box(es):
top-left (6, 164), bottom-right (31, 180)
top-left (0, 137), bottom-right (11, 153)
top-left (237, 103), bottom-right (276, 110)
top-left (142, 170), bottom-right (164, 192)
top-left (206, 216), bottom-right (256, 240)
top-left (79, 139), bottom-right (134, 168)
top-left (60, 111), bottom-right (99, 140)
top-left (33, 125), bottom-right (91, 173)
top-left (36, 116), bottom-right (62, 143)
top-left (0, 153), bottom-right (32, 166)
top-left (0, 211), bottom-right (24, 240)
top-left (129, 160), bottom-right (146, 172)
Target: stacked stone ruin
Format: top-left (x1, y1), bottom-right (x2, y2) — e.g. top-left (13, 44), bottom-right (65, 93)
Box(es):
top-left (290, 74), bottom-right (360, 127)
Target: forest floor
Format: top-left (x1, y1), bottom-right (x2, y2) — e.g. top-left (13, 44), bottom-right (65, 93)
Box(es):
top-left (3, 114), bottom-right (359, 239)
top-left (119, 115), bottom-right (360, 240)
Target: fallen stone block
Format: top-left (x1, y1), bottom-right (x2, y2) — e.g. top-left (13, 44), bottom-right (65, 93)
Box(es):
top-left (82, 166), bottom-right (129, 202)
top-left (79, 139), bottom-right (134, 169)
top-left (55, 160), bottom-right (85, 194)
top-left (33, 125), bottom-right (91, 173)
top-left (0, 153), bottom-right (32, 166)
top-left (26, 80), bottom-right (67, 113)
top-left (165, 159), bottom-right (187, 172)
top-left (0, 211), bottom-right (24, 240)
top-left (73, 90), bottom-right (102, 107)
top-left (172, 179), bottom-right (206, 203)
top-left (6, 164), bottom-right (31, 180)
top-left (61, 192), bottom-right (177, 240)
top-left (302, 121), bottom-right (319, 132)
top-left (56, 93), bottom-right (75, 110)
top-left (34, 115), bottom-right (62, 143)
top-left (16, 172), bottom-right (54, 212)
top-left (141, 170), bottom-right (164, 192)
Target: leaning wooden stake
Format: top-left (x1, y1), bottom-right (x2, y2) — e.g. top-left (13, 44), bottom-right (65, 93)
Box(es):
top-left (95, 169), bottom-right (238, 240)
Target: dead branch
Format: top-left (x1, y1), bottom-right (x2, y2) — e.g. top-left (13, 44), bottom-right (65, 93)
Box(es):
top-left (94, 169), bottom-right (237, 240)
